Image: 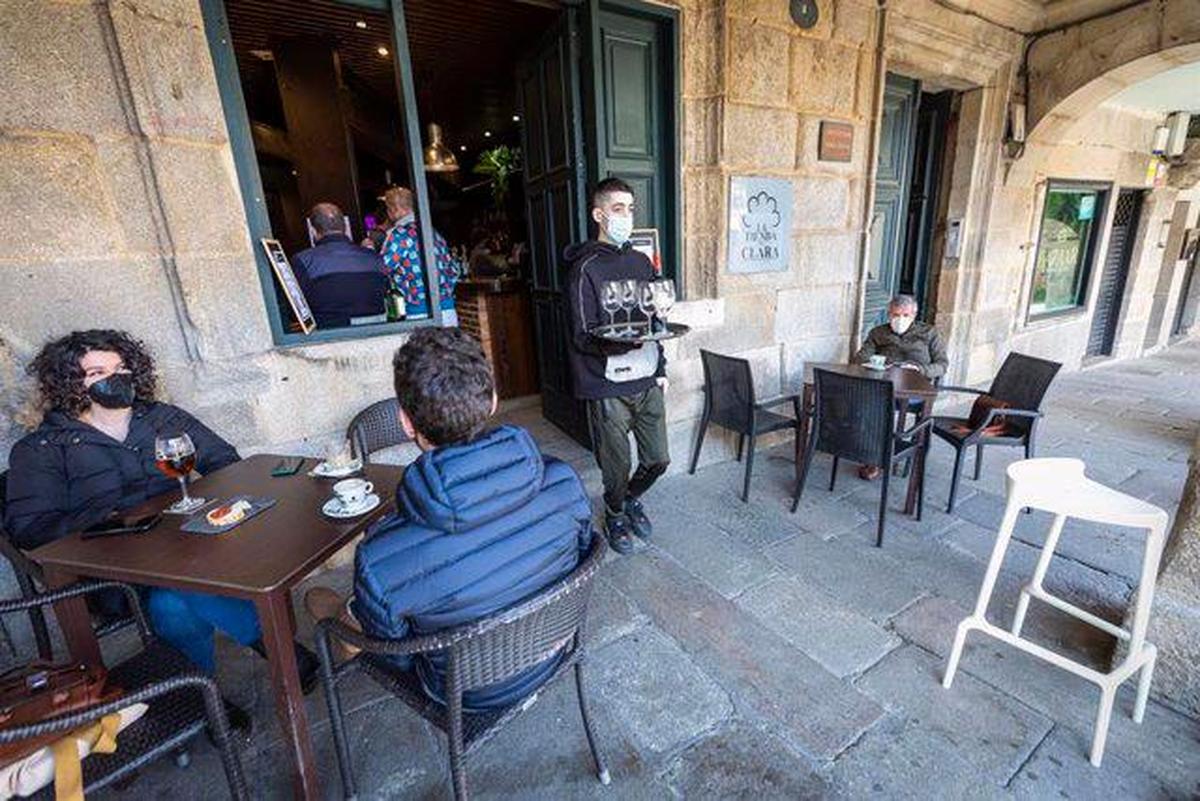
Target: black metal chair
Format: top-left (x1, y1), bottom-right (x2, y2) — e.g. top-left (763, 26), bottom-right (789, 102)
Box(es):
top-left (932, 352), bottom-right (1063, 513)
top-left (688, 350), bottom-right (804, 502)
top-left (0, 472), bottom-right (133, 661)
top-left (791, 369), bottom-right (932, 547)
top-left (345, 398), bottom-right (412, 463)
top-left (316, 534), bottom-right (609, 800)
top-left (0, 582), bottom-right (247, 800)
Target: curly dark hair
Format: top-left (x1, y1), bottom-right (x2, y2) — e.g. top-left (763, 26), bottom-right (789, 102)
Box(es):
top-left (393, 328), bottom-right (494, 446)
top-left (28, 330), bottom-right (158, 417)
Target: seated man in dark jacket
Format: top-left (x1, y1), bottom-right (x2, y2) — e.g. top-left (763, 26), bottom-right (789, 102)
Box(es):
top-left (306, 327), bottom-right (594, 710)
top-left (852, 294), bottom-right (950, 480)
top-left (3, 330), bottom-right (316, 723)
top-left (292, 202), bottom-right (388, 328)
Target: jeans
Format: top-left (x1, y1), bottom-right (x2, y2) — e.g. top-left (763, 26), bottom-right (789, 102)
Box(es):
top-left (145, 589), bottom-right (261, 672)
top-left (587, 385), bottom-right (670, 515)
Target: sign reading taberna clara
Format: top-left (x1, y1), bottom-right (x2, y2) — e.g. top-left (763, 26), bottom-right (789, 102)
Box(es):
top-left (727, 176), bottom-right (792, 274)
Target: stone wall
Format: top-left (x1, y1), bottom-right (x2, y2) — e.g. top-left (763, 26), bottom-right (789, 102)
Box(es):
top-left (964, 103), bottom-right (1198, 382)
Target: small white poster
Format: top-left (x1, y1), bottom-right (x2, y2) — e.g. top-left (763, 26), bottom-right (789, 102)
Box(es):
top-left (728, 176), bottom-right (791, 274)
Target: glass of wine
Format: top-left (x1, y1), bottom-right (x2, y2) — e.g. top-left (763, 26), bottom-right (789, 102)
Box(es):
top-left (638, 281), bottom-right (658, 332)
top-left (619, 279), bottom-right (639, 333)
top-left (654, 279), bottom-right (676, 325)
top-left (155, 432), bottom-right (205, 514)
top-left (600, 281), bottom-right (622, 330)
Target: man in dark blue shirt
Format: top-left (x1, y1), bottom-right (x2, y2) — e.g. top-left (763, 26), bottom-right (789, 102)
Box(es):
top-left (292, 203), bottom-right (388, 328)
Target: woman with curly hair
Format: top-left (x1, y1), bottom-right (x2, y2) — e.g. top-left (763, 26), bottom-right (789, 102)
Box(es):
top-left (3, 330), bottom-right (317, 716)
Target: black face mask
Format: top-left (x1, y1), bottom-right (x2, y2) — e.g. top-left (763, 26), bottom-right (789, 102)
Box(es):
top-left (87, 373), bottom-right (136, 409)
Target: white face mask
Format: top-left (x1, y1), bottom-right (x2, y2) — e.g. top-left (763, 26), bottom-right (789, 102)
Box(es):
top-left (602, 212), bottom-right (634, 246)
top-left (890, 315), bottom-right (914, 335)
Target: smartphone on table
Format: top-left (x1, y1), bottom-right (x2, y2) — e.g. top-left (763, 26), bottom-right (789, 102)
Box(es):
top-left (82, 513), bottom-right (161, 539)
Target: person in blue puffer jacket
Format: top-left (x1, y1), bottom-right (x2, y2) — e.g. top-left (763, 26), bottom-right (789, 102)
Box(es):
top-left (305, 326), bottom-right (596, 710)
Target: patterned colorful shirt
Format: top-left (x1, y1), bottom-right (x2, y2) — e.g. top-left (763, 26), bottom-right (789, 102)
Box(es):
top-left (380, 219), bottom-right (460, 318)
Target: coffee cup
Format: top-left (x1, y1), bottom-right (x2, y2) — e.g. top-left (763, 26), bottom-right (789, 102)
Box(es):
top-left (867, 354), bottom-right (887, 370)
top-left (333, 478), bottom-right (373, 508)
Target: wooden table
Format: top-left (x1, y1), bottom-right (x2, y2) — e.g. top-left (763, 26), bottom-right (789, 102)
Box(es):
top-left (798, 363), bottom-right (939, 515)
top-left (32, 454), bottom-right (404, 800)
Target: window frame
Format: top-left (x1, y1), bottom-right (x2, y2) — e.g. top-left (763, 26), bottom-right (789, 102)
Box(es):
top-left (1025, 179), bottom-right (1111, 323)
top-left (200, 0), bottom-right (443, 347)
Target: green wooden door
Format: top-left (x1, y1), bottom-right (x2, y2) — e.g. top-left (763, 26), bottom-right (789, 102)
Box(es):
top-left (864, 73), bottom-right (919, 334)
top-left (589, 4), bottom-right (678, 281)
top-left (518, 8), bottom-right (592, 446)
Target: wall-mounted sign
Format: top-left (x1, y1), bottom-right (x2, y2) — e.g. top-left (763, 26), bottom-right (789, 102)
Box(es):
top-left (629, 228), bottom-right (661, 274)
top-left (818, 121), bottom-right (854, 163)
top-left (260, 238), bottom-right (316, 334)
top-left (728, 176), bottom-right (791, 274)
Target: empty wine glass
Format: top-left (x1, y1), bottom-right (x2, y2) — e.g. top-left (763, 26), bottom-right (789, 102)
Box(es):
top-left (638, 281), bottom-right (658, 332)
top-left (619, 279), bottom-right (639, 333)
top-left (155, 432), bottom-right (205, 513)
top-left (600, 281), bottom-right (622, 331)
top-left (654, 279), bottom-right (676, 326)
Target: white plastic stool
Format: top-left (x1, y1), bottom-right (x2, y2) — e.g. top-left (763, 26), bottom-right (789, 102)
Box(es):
top-left (941, 457), bottom-right (1168, 767)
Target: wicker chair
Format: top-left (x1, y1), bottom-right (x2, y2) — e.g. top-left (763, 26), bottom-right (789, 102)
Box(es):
top-left (0, 582), bottom-right (247, 800)
top-left (689, 350), bottom-right (804, 502)
top-left (0, 472), bottom-right (133, 661)
top-left (345, 398), bottom-right (412, 463)
top-left (931, 352), bottom-right (1062, 513)
top-left (791, 369), bottom-right (932, 547)
top-left (316, 534), bottom-right (609, 800)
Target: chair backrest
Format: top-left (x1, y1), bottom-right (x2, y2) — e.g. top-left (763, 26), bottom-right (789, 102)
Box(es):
top-left (812, 369), bottom-right (896, 466)
top-left (699, 350), bottom-right (756, 434)
top-left (346, 398), bottom-right (411, 463)
top-left (449, 533), bottom-right (606, 694)
top-left (988, 352), bottom-right (1062, 434)
top-left (0, 471), bottom-right (46, 587)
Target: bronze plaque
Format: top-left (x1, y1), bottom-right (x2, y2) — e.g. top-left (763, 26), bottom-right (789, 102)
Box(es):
top-left (818, 121), bottom-right (853, 163)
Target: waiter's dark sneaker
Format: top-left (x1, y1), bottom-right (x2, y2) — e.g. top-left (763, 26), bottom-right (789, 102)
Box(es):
top-left (624, 497), bottom-right (653, 540)
top-left (604, 512), bottom-right (635, 555)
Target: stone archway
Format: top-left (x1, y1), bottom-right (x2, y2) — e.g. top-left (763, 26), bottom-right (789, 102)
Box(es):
top-left (1026, 0), bottom-right (1200, 142)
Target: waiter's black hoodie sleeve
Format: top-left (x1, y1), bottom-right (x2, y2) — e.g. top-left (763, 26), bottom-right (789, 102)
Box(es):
top-left (562, 240), bottom-right (666, 401)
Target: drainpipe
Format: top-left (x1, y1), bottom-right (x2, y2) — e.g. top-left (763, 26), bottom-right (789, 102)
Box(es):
top-left (851, 0), bottom-right (889, 354)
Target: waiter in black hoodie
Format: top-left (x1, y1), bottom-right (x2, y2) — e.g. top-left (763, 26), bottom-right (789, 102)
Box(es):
top-left (564, 177), bottom-right (669, 555)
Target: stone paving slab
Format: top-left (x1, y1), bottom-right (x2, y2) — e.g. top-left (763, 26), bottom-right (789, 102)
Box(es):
top-left (603, 548), bottom-right (885, 760)
top-left (736, 576), bottom-right (901, 678)
top-left (661, 721), bottom-right (830, 799)
top-left (855, 645), bottom-right (1054, 787)
top-left (762, 530), bottom-right (928, 622)
top-left (889, 597), bottom-right (1200, 796)
top-left (650, 509), bottom-right (781, 599)
top-left (1009, 727), bottom-right (1180, 801)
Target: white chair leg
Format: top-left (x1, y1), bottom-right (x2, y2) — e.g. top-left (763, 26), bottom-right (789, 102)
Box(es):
top-left (1011, 514), bottom-right (1066, 637)
top-left (942, 619), bottom-right (973, 689)
top-left (1090, 686), bottom-right (1117, 767)
top-left (1134, 646), bottom-right (1157, 724)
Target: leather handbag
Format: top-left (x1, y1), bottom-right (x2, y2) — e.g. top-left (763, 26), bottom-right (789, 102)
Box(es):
top-left (0, 662), bottom-right (121, 767)
top-left (957, 394), bottom-right (1012, 437)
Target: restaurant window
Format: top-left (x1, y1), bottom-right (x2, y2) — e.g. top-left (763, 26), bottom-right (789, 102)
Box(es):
top-left (201, 0), bottom-right (450, 345)
top-left (1027, 182), bottom-right (1109, 320)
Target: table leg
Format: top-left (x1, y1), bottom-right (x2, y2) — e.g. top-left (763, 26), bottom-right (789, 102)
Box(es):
top-left (904, 398), bottom-right (932, 516)
top-left (43, 568), bottom-right (103, 666)
top-left (796, 386), bottom-right (813, 483)
top-left (255, 590), bottom-right (319, 800)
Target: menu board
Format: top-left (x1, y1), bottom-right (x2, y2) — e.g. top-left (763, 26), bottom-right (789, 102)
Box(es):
top-left (629, 228), bottom-right (661, 274)
top-left (260, 238), bottom-right (316, 334)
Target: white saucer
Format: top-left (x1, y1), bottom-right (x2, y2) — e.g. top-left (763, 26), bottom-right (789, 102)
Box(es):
top-left (861, 363), bottom-right (888, 371)
top-left (322, 493), bottom-right (381, 519)
top-left (309, 458), bottom-right (363, 479)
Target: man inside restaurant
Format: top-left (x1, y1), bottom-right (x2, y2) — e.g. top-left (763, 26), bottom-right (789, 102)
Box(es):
top-left (291, 202), bottom-right (388, 328)
top-left (379, 186), bottom-right (461, 325)
top-left (852, 293), bottom-right (949, 479)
